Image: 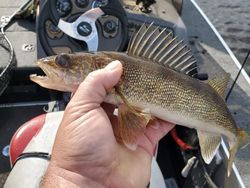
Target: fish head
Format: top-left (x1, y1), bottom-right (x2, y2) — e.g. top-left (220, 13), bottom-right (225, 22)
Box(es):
top-left (30, 53), bottom-right (102, 92)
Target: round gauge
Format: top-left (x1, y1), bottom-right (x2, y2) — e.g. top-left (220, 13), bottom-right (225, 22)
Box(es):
top-left (56, 0), bottom-right (72, 17)
top-left (103, 20), bottom-right (117, 34)
top-left (92, 0), bottom-right (109, 8)
top-left (45, 20), bottom-right (63, 39)
top-left (75, 0), bottom-right (89, 8)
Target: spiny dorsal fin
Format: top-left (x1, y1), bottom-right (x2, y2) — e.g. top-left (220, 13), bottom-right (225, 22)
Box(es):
top-left (208, 73), bottom-right (230, 98)
top-left (197, 130), bottom-right (221, 164)
top-left (127, 23), bottom-right (198, 76)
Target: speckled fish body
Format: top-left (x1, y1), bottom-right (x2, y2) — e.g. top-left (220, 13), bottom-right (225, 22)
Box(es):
top-left (103, 52), bottom-right (235, 133)
top-left (30, 24), bottom-right (250, 176)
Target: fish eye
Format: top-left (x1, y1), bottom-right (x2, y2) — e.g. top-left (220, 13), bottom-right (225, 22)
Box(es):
top-left (55, 54), bottom-right (70, 67)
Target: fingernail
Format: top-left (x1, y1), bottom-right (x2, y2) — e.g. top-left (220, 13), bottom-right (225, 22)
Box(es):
top-left (105, 60), bottom-right (120, 71)
top-left (125, 142), bottom-right (137, 151)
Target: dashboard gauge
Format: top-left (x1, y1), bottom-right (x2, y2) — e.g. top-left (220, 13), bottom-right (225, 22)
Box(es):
top-left (75, 0), bottom-right (89, 8)
top-left (56, 0), bottom-right (72, 17)
top-left (103, 20), bottom-right (117, 34)
top-left (92, 0), bottom-right (109, 8)
top-left (45, 20), bottom-right (63, 39)
top-left (99, 16), bottom-right (119, 38)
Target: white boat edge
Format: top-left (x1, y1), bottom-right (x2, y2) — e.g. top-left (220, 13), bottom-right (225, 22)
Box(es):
top-left (190, 1), bottom-right (247, 187)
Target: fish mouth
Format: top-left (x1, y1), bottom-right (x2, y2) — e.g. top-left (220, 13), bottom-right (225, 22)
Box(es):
top-left (30, 74), bottom-right (48, 82)
top-left (30, 59), bottom-right (77, 92)
top-left (30, 61), bottom-right (54, 83)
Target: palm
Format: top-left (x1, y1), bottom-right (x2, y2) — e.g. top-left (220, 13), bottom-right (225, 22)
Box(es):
top-left (51, 103), bottom-right (173, 188)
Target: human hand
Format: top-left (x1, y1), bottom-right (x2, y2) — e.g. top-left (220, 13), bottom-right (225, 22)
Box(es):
top-left (42, 60), bottom-right (175, 188)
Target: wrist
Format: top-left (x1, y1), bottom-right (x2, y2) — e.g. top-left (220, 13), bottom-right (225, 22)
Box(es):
top-left (41, 162), bottom-right (106, 188)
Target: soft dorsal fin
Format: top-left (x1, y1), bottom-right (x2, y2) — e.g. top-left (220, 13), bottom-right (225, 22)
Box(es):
top-left (208, 73), bottom-right (230, 98)
top-left (127, 23), bottom-right (197, 76)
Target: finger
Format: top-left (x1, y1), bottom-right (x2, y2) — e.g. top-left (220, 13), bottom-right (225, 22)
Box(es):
top-left (146, 119), bottom-right (175, 146)
top-left (68, 60), bottom-right (122, 112)
top-left (137, 119), bottom-right (175, 156)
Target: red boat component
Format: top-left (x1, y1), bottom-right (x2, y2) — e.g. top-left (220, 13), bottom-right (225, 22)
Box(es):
top-left (171, 128), bottom-right (194, 151)
top-left (9, 114), bottom-right (46, 166)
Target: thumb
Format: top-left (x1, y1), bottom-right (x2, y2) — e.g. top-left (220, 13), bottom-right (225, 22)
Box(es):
top-left (69, 60), bottom-right (122, 111)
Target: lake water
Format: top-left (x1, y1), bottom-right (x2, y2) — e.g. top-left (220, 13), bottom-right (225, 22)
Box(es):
top-left (196, 0), bottom-right (250, 73)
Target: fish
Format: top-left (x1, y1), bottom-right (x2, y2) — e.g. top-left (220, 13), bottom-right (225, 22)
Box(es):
top-left (30, 23), bottom-right (250, 176)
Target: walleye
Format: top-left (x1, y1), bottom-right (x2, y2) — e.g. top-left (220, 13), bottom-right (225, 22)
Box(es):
top-left (30, 23), bottom-right (250, 176)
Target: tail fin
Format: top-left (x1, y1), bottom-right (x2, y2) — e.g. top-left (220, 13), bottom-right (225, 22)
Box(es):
top-left (227, 129), bottom-right (250, 176)
top-left (227, 145), bottom-right (237, 177)
top-left (238, 129), bottom-right (250, 149)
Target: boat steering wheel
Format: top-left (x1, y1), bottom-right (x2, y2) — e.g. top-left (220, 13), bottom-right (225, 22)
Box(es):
top-left (37, 0), bottom-right (128, 55)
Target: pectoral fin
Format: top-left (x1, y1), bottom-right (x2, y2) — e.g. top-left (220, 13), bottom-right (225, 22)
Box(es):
top-left (117, 104), bottom-right (151, 147)
top-left (197, 130), bottom-right (221, 164)
top-left (115, 88), bottom-right (152, 147)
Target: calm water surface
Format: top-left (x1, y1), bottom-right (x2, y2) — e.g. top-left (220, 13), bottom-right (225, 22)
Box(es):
top-left (196, 0), bottom-right (250, 73)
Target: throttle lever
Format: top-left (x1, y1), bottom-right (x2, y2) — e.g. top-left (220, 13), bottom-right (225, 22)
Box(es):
top-left (57, 8), bottom-right (104, 51)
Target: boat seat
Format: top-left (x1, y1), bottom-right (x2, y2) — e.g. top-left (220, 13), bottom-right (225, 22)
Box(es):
top-left (9, 114), bottom-right (46, 166)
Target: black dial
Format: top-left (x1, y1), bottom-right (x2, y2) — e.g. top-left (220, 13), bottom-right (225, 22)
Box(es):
top-left (75, 0), bottom-right (89, 8)
top-left (103, 20), bottom-right (117, 33)
top-left (56, 0), bottom-right (72, 17)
